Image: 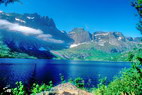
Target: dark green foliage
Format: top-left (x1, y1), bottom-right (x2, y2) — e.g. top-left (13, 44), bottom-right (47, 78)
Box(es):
top-left (93, 69), bottom-right (142, 94)
top-left (132, 0), bottom-right (142, 34)
top-left (31, 81), bottom-right (53, 94)
top-left (74, 77), bottom-right (85, 89)
top-left (0, 40), bottom-right (11, 58)
top-left (69, 77), bottom-right (85, 89)
top-left (0, 0), bottom-right (20, 5)
top-left (0, 34), bottom-right (36, 59)
top-left (92, 44), bottom-right (142, 94)
top-left (98, 77), bottom-right (107, 87)
top-left (132, 0), bottom-right (142, 16)
top-left (11, 81), bottom-right (53, 95)
top-left (93, 57), bottom-right (142, 95)
top-left (12, 81), bottom-right (26, 95)
top-left (109, 47), bottom-right (142, 62)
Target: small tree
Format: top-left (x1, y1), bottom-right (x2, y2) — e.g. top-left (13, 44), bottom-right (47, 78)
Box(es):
top-left (0, 0), bottom-right (20, 5)
top-left (132, 0), bottom-right (142, 33)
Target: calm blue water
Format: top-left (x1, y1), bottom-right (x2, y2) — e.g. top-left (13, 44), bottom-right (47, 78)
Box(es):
top-left (0, 59), bottom-right (131, 88)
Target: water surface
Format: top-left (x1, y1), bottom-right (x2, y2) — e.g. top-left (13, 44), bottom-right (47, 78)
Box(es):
top-left (0, 59), bottom-right (131, 87)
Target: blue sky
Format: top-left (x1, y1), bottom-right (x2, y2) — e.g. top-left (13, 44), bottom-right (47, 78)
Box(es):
top-left (0, 0), bottom-right (141, 37)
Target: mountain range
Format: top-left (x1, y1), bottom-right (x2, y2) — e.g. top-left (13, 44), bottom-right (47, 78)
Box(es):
top-left (68, 28), bottom-right (142, 53)
top-left (0, 11), bottom-right (72, 58)
top-left (0, 11), bottom-right (141, 60)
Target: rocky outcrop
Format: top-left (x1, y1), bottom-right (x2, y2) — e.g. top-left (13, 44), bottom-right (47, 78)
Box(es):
top-left (68, 28), bottom-right (92, 44)
top-left (37, 83), bottom-right (93, 95)
top-left (92, 32), bottom-right (128, 46)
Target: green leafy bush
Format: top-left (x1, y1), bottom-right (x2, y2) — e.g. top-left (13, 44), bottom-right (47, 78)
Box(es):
top-left (68, 77), bottom-right (85, 89)
top-left (31, 81), bottom-right (53, 94)
top-left (93, 58), bottom-right (142, 95)
top-left (11, 81), bottom-right (26, 95)
top-left (11, 81), bottom-right (53, 95)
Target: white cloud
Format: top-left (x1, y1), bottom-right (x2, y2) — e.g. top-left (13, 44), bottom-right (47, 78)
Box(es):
top-left (0, 11), bottom-right (3, 13)
top-left (0, 19), bottom-right (42, 35)
top-left (0, 19), bottom-right (64, 43)
top-left (37, 34), bottom-right (64, 43)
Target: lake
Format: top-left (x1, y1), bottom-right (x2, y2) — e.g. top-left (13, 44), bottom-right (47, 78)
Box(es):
top-left (0, 58), bottom-right (131, 88)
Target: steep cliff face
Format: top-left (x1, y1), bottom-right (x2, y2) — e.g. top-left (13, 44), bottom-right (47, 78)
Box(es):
top-left (92, 32), bottom-right (127, 46)
top-left (0, 12), bottom-right (72, 44)
top-left (91, 32), bottom-right (138, 53)
top-left (68, 28), bottom-right (92, 44)
top-left (68, 29), bottom-right (141, 53)
top-left (57, 30), bottom-right (141, 60)
top-left (0, 12), bottom-right (72, 58)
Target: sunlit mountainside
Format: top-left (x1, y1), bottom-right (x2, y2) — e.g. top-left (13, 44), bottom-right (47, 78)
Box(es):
top-left (0, 11), bottom-right (141, 60)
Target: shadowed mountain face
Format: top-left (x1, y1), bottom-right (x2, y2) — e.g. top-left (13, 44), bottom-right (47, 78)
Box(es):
top-left (133, 37), bottom-right (142, 42)
top-left (0, 12), bottom-right (73, 58)
top-left (0, 11), bottom-right (141, 58)
top-left (0, 12), bottom-right (73, 44)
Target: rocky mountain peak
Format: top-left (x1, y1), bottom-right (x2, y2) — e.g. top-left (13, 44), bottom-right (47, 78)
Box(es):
top-left (71, 28), bottom-right (86, 33)
top-left (91, 31), bottom-right (131, 48)
top-left (68, 29), bottom-right (141, 53)
top-left (68, 28), bottom-right (92, 44)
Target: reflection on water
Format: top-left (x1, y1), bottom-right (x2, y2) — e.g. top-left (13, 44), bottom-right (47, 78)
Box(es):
top-left (0, 59), bottom-right (131, 87)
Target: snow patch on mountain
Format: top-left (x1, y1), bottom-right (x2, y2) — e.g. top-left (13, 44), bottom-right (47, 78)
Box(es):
top-left (15, 18), bottom-right (26, 23)
top-left (70, 42), bottom-right (89, 48)
top-left (27, 16), bottom-right (35, 19)
top-left (94, 32), bottom-right (109, 36)
top-left (70, 44), bottom-right (80, 48)
top-left (118, 37), bottom-right (122, 40)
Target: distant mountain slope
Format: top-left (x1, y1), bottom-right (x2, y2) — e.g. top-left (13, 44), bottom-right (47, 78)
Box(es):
top-left (55, 28), bottom-right (142, 61)
top-left (56, 43), bottom-right (142, 61)
top-left (0, 12), bottom-right (73, 58)
top-left (68, 28), bottom-right (142, 53)
top-left (0, 11), bottom-right (141, 60)
top-left (57, 43), bottom-right (118, 61)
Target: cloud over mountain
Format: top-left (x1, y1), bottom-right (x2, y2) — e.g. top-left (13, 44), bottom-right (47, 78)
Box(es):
top-left (0, 19), bottom-right (42, 35)
top-left (0, 19), bottom-right (64, 43)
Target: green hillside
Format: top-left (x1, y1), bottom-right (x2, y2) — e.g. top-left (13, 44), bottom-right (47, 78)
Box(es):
top-left (0, 35), bottom-right (36, 59)
top-left (56, 43), bottom-right (142, 62)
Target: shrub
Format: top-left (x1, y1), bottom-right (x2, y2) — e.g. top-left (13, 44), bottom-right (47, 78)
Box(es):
top-left (31, 81), bottom-right (53, 95)
top-left (11, 81), bottom-right (26, 95)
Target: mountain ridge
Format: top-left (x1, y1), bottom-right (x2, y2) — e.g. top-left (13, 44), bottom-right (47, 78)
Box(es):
top-left (0, 11), bottom-right (142, 59)
top-left (0, 11), bottom-right (73, 58)
top-left (68, 28), bottom-right (142, 53)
